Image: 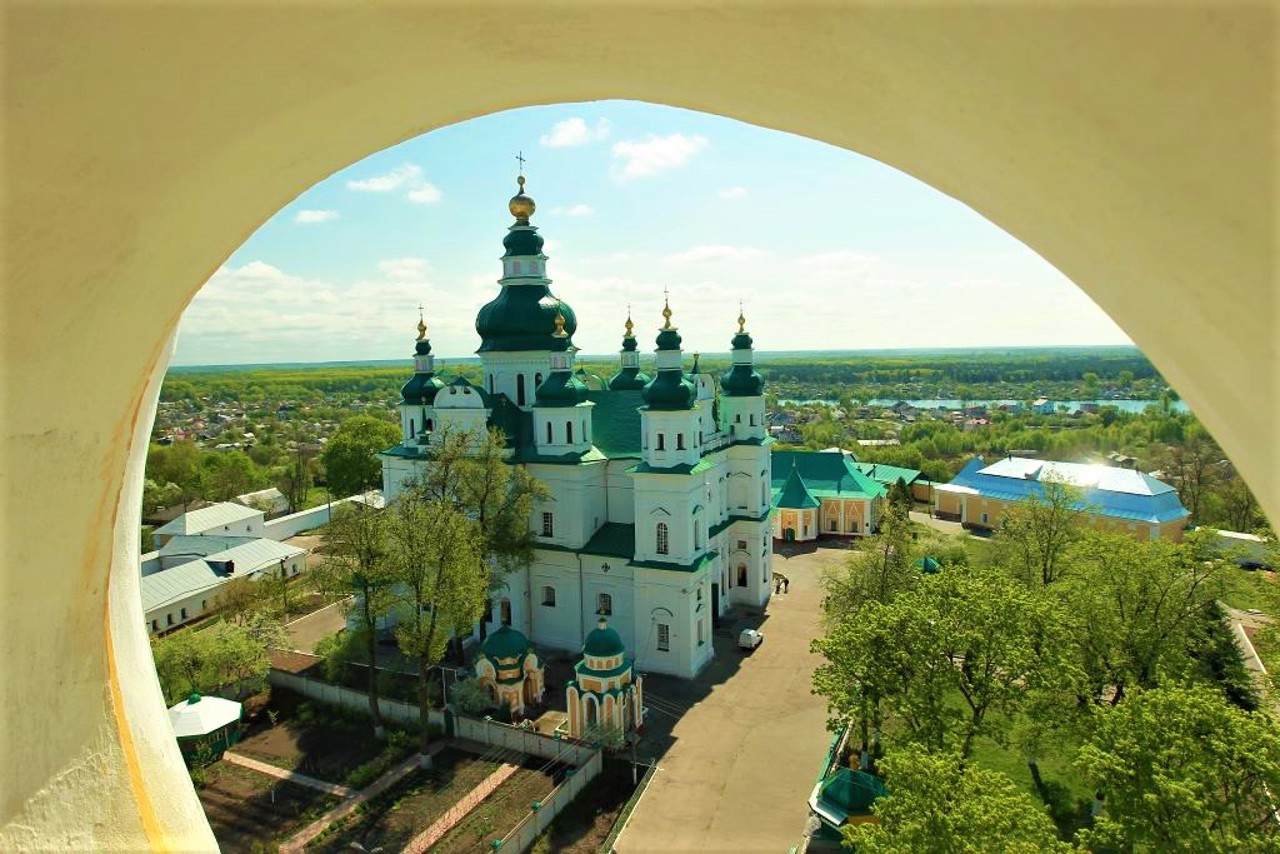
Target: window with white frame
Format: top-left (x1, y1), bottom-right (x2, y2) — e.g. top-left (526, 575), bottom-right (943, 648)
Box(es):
top-left (657, 623), bottom-right (670, 652)
top-left (656, 522), bottom-right (669, 555)
top-left (677, 433), bottom-right (685, 450)
top-left (542, 585), bottom-right (556, 607)
top-left (598, 592), bottom-right (612, 615)
top-left (541, 512), bottom-right (554, 537)
top-left (657, 433), bottom-right (665, 451)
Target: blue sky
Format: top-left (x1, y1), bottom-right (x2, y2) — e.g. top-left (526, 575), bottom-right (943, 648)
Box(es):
top-left (173, 100), bottom-right (1130, 366)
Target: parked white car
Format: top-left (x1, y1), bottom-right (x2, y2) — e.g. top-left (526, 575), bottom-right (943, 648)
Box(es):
top-left (738, 628), bottom-right (764, 651)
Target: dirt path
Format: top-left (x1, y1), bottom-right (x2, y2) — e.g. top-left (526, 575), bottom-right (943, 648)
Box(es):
top-left (222, 751), bottom-right (356, 799)
top-left (278, 743), bottom-right (445, 854)
top-left (402, 761), bottom-right (519, 854)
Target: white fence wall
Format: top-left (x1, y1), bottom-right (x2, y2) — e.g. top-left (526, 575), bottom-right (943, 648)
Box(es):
top-left (263, 503), bottom-right (338, 541)
top-left (267, 669), bottom-right (446, 729)
top-left (453, 715), bottom-right (603, 853)
top-left (453, 716), bottom-right (599, 768)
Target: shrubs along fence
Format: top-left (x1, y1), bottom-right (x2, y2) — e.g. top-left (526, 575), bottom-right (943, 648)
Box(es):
top-left (267, 668), bottom-right (446, 730)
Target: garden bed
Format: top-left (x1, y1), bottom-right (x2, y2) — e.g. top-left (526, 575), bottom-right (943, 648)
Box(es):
top-left (429, 761), bottom-right (561, 854)
top-left (527, 759), bottom-right (639, 854)
top-left (198, 760), bottom-right (338, 854)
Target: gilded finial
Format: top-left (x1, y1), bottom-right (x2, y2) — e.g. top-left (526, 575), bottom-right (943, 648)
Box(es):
top-left (417, 303), bottom-right (427, 340)
top-left (662, 288), bottom-right (674, 330)
top-left (509, 152), bottom-right (535, 222)
top-left (553, 300), bottom-right (567, 338)
top-left (624, 308), bottom-right (634, 339)
top-left (737, 302), bottom-right (746, 334)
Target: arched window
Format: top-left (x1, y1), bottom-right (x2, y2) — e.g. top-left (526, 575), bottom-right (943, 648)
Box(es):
top-left (656, 522), bottom-right (669, 555)
top-left (546, 422), bottom-right (553, 444)
top-left (542, 585), bottom-right (557, 607)
top-left (738, 564), bottom-right (748, 587)
top-left (500, 598), bottom-right (512, 626)
top-left (535, 372), bottom-right (543, 387)
top-left (425, 418), bottom-right (434, 432)
top-left (677, 433), bottom-right (685, 450)
top-left (409, 418), bottom-right (415, 437)
top-left (512, 260), bottom-right (522, 275)
top-left (597, 592), bottom-right (612, 615)
top-left (566, 421), bottom-right (573, 443)
top-left (517, 374), bottom-right (526, 406)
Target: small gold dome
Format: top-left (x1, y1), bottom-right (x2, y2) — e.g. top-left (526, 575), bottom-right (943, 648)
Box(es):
top-left (509, 174), bottom-right (535, 222)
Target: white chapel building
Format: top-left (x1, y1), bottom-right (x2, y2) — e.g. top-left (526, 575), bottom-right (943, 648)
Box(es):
top-left (380, 176), bottom-right (774, 679)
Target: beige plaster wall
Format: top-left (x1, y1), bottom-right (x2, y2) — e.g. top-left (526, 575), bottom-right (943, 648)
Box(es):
top-left (1, 3), bottom-right (1275, 848)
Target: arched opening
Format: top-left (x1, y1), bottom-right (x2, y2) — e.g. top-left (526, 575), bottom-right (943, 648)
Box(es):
top-left (4, 11), bottom-right (1273, 847)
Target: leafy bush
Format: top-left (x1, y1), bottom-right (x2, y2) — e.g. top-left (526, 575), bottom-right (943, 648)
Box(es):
top-left (451, 678), bottom-right (493, 716)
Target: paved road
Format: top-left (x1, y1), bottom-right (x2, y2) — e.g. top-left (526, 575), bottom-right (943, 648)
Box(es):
top-left (284, 599), bottom-right (347, 653)
top-left (616, 547), bottom-right (841, 854)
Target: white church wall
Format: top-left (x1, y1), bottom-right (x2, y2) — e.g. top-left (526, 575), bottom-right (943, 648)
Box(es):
top-left (528, 550), bottom-right (585, 653)
top-left (604, 460), bottom-right (636, 523)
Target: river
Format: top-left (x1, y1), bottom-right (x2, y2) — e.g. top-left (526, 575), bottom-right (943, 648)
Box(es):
top-left (776, 397), bottom-right (1189, 414)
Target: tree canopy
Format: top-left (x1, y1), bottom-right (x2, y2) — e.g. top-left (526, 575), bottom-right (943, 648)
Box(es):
top-left (321, 415), bottom-right (401, 496)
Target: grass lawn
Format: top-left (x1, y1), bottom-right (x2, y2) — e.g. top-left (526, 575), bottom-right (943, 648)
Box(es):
top-left (966, 731), bottom-right (1094, 840)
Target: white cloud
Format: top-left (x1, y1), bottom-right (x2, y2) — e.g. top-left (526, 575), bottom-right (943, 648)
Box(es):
top-left (540, 117), bottom-right (612, 148)
top-left (346, 163), bottom-right (442, 204)
top-left (294, 209), bottom-right (340, 224)
top-left (378, 258), bottom-right (431, 280)
top-left (665, 244), bottom-right (763, 264)
top-left (566, 204), bottom-right (594, 217)
top-left (346, 164), bottom-right (423, 192)
top-left (719, 186), bottom-right (748, 200)
top-left (610, 133), bottom-right (709, 181)
top-left (406, 183), bottom-right (442, 204)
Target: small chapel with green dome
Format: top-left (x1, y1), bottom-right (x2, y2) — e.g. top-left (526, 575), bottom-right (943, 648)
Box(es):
top-left (381, 174), bottom-right (774, 680)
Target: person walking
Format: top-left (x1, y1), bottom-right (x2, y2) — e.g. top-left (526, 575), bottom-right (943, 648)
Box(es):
top-left (783, 577), bottom-right (790, 594)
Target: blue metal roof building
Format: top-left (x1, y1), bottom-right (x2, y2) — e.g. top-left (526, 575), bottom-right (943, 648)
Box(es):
top-left (938, 456), bottom-right (1190, 528)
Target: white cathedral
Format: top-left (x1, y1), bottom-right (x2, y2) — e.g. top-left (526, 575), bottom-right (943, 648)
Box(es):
top-left (380, 176), bottom-right (773, 679)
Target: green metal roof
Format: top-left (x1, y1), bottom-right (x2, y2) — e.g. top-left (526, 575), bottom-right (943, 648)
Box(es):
top-left (817, 768), bottom-right (889, 821)
top-left (585, 389), bottom-right (644, 458)
top-left (854, 461), bottom-right (922, 488)
top-left (583, 618), bottom-right (626, 657)
top-left (914, 556), bottom-right (942, 573)
top-left (771, 451), bottom-right (887, 501)
top-left (581, 523), bottom-right (636, 559)
top-left (629, 459), bottom-right (716, 476)
top-left (481, 624), bottom-right (532, 661)
top-left (775, 464), bottom-right (820, 509)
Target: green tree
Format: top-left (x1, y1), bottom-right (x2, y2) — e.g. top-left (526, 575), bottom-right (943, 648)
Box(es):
top-left (150, 621), bottom-right (278, 703)
top-left (821, 499), bottom-right (916, 626)
top-left (207, 452), bottom-right (258, 501)
top-left (414, 428), bottom-right (545, 654)
top-left (1158, 430), bottom-right (1222, 522)
top-left (846, 747), bottom-right (1069, 853)
top-left (386, 491), bottom-right (487, 765)
top-left (993, 476), bottom-right (1086, 588)
top-left (316, 503), bottom-right (396, 737)
top-left (813, 564), bottom-right (1074, 761)
top-left (321, 415), bottom-right (400, 497)
top-left (887, 477), bottom-right (913, 514)
top-left (1058, 531), bottom-right (1227, 704)
top-left (1076, 684), bottom-right (1280, 852)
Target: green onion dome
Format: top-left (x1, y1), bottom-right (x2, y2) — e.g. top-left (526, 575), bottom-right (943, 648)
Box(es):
top-left (535, 370), bottom-right (589, 407)
top-left (476, 289), bottom-right (578, 352)
top-left (583, 618), bottom-right (626, 658)
top-left (481, 624), bottom-right (531, 661)
top-left (415, 339), bottom-right (433, 356)
top-left (503, 227), bottom-right (544, 258)
top-left (400, 373), bottom-right (445, 405)
top-left (643, 370), bottom-right (696, 410)
top-left (721, 364), bottom-right (765, 397)
top-left (609, 367), bottom-right (651, 390)
top-left (731, 330), bottom-right (753, 350)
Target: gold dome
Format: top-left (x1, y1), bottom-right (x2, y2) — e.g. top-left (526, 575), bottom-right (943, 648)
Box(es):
top-left (509, 174), bottom-right (535, 222)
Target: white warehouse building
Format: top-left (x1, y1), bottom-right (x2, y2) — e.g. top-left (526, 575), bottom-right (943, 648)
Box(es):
top-left (380, 176), bottom-right (774, 679)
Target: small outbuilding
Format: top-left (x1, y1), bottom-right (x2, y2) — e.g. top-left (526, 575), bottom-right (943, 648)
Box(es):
top-left (566, 617), bottom-right (644, 741)
top-left (168, 693), bottom-right (242, 762)
top-left (474, 624), bottom-right (546, 717)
